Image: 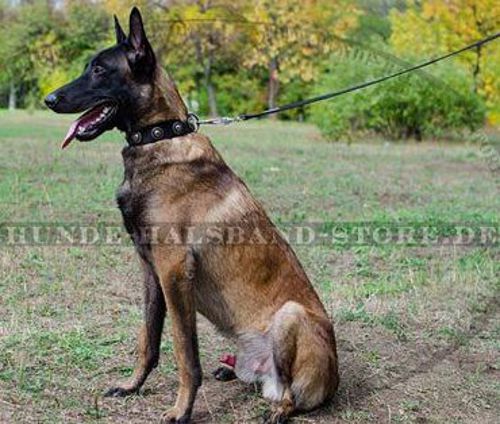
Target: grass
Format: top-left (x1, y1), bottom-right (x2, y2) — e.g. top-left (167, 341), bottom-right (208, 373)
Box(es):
top-left (0, 110), bottom-right (499, 423)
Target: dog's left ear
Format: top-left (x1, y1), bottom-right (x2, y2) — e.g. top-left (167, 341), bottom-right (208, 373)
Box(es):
top-left (114, 15), bottom-right (126, 44)
top-left (126, 7), bottom-right (156, 75)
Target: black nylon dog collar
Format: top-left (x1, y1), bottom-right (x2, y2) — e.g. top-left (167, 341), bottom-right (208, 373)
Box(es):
top-left (126, 114), bottom-right (199, 146)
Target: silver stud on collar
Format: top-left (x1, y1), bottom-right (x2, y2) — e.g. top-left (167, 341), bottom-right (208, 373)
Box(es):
top-left (172, 121), bottom-right (183, 135)
top-left (130, 132), bottom-right (142, 144)
top-left (151, 127), bottom-right (164, 139)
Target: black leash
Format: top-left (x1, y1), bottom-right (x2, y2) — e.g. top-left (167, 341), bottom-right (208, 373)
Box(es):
top-left (198, 31), bottom-right (500, 126)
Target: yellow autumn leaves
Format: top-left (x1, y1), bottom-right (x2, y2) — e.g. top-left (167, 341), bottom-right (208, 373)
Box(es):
top-left (390, 0), bottom-right (500, 121)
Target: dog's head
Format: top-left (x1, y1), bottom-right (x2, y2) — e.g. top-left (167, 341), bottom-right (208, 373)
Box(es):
top-left (45, 7), bottom-right (158, 148)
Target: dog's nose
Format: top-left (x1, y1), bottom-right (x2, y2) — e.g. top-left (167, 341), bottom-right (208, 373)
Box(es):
top-left (44, 93), bottom-right (59, 109)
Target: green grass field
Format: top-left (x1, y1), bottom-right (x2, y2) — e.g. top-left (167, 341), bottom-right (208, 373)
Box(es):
top-left (0, 110), bottom-right (498, 423)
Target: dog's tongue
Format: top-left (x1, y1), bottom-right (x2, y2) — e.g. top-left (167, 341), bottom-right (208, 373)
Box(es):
top-left (61, 120), bottom-right (80, 149)
top-left (61, 105), bottom-right (107, 149)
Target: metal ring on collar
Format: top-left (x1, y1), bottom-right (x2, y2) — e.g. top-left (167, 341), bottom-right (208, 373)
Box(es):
top-left (187, 113), bottom-right (200, 132)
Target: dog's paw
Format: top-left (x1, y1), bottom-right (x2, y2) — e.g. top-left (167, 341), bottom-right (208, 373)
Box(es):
top-left (261, 410), bottom-right (289, 424)
top-left (160, 408), bottom-right (190, 424)
top-left (213, 366), bottom-right (237, 382)
top-left (103, 386), bottom-right (137, 398)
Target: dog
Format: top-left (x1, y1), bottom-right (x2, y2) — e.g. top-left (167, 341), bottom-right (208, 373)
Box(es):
top-left (45, 7), bottom-right (338, 423)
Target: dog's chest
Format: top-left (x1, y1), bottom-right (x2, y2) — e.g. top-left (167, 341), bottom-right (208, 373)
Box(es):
top-left (116, 176), bottom-right (149, 239)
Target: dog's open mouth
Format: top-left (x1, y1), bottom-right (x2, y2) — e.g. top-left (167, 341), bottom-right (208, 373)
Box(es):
top-left (62, 102), bottom-right (118, 149)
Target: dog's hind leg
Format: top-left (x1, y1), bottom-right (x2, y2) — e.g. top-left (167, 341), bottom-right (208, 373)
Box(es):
top-left (264, 301), bottom-right (338, 423)
top-left (105, 259), bottom-right (166, 397)
top-left (234, 302), bottom-right (302, 423)
top-left (262, 301), bottom-right (302, 423)
top-left (272, 302), bottom-right (338, 411)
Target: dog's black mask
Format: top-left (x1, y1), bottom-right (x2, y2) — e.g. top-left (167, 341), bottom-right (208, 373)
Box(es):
top-left (45, 7), bottom-right (156, 148)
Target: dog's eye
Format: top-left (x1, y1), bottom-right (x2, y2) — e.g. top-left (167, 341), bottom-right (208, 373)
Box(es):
top-left (92, 65), bottom-right (106, 76)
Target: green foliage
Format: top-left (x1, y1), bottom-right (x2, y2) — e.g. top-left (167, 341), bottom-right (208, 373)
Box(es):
top-left (60, 3), bottom-right (111, 78)
top-left (311, 51), bottom-right (486, 140)
top-left (213, 71), bottom-right (265, 116)
top-left (354, 13), bottom-right (392, 42)
top-left (0, 0), bottom-right (110, 107)
top-left (389, 0), bottom-right (500, 122)
top-left (0, 0), bottom-right (497, 138)
top-left (276, 78), bottom-right (316, 121)
top-left (349, 0), bottom-right (398, 43)
top-left (0, 1), bottom-right (56, 107)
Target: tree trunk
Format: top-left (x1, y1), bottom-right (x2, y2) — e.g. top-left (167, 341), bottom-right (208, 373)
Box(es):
top-left (207, 82), bottom-right (217, 118)
top-left (8, 82), bottom-right (16, 111)
top-left (472, 45), bottom-right (481, 94)
top-left (471, 5), bottom-right (483, 95)
top-left (193, 35), bottom-right (217, 118)
top-left (204, 55), bottom-right (218, 118)
top-left (267, 57), bottom-right (279, 119)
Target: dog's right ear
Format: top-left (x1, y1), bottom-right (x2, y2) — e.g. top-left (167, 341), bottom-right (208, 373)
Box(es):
top-left (126, 7), bottom-right (156, 76)
top-left (127, 7), bottom-right (156, 74)
top-left (114, 15), bottom-right (126, 44)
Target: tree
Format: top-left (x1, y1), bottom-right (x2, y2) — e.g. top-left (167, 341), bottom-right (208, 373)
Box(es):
top-left (0, 0), bottom-right (110, 109)
top-left (0, 0), bottom-right (15, 109)
top-left (389, 0), bottom-right (500, 119)
top-left (0, 1), bottom-right (56, 109)
top-left (155, 0), bottom-right (248, 118)
top-left (102, 0), bottom-right (246, 117)
top-left (242, 0), bottom-right (358, 113)
top-left (350, 0), bottom-right (407, 43)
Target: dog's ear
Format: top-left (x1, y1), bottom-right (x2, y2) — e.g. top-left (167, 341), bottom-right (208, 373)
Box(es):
top-left (126, 7), bottom-right (156, 75)
top-left (114, 15), bottom-right (126, 44)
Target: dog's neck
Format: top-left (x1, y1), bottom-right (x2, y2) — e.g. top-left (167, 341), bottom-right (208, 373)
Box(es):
top-left (133, 67), bottom-right (188, 130)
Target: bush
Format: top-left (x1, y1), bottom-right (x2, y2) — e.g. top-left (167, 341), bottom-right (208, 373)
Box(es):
top-left (310, 51), bottom-right (486, 140)
top-left (214, 70), bottom-right (264, 117)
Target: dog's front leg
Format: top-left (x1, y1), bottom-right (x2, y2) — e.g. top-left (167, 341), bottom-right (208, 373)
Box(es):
top-left (159, 248), bottom-right (201, 424)
top-left (105, 258), bottom-right (166, 397)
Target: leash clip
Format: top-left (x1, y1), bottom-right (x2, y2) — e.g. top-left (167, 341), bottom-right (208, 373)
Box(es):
top-left (187, 112), bottom-right (200, 132)
top-left (217, 116), bottom-right (239, 125)
top-left (198, 115), bottom-right (242, 126)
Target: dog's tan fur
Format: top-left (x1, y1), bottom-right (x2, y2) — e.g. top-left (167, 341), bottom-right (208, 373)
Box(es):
top-left (47, 8), bottom-right (339, 421)
top-left (108, 63), bottom-right (339, 422)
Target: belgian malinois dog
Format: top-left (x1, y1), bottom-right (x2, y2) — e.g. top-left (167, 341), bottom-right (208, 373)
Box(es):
top-left (45, 7), bottom-right (338, 423)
